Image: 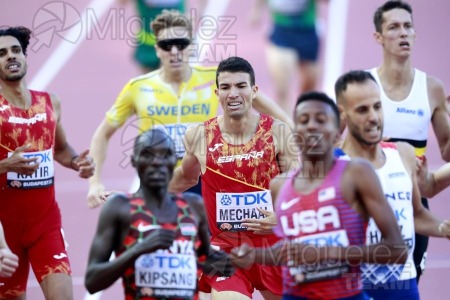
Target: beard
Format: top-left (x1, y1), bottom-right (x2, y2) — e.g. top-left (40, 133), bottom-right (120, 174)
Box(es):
top-left (347, 121), bottom-right (383, 146)
top-left (5, 72), bottom-right (25, 82)
top-left (1, 64), bottom-right (27, 82)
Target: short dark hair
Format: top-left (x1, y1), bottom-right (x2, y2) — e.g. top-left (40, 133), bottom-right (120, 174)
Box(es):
top-left (216, 56), bottom-right (255, 87)
top-left (133, 128), bottom-right (175, 157)
top-left (294, 91), bottom-right (340, 128)
top-left (334, 70), bottom-right (377, 104)
top-left (373, 0), bottom-right (413, 33)
top-left (0, 26), bottom-right (33, 56)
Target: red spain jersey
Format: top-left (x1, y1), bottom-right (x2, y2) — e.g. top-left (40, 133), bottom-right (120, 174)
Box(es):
top-left (202, 114), bottom-right (280, 249)
top-left (0, 90), bottom-right (58, 220)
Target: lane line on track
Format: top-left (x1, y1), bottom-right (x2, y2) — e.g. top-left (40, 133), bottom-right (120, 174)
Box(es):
top-left (321, 0), bottom-right (349, 97)
top-left (29, 0), bottom-right (115, 90)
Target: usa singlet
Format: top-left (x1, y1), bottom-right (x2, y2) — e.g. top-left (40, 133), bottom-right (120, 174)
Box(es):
top-left (274, 159), bottom-right (367, 299)
top-left (117, 195), bottom-right (201, 300)
top-left (202, 114), bottom-right (280, 248)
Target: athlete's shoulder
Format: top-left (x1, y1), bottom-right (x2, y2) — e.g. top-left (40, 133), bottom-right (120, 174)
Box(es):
top-left (345, 157), bottom-right (374, 174)
top-left (100, 192), bottom-right (131, 218)
top-left (29, 89), bottom-right (51, 97)
top-left (192, 65), bottom-right (218, 73)
top-left (425, 73), bottom-right (445, 95)
top-left (175, 192), bottom-right (205, 221)
top-left (127, 70), bottom-right (160, 87)
top-left (178, 192), bottom-right (203, 206)
top-left (184, 122), bottom-right (205, 143)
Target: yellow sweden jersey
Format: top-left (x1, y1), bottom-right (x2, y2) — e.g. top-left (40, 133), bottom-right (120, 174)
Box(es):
top-left (106, 65), bottom-right (218, 161)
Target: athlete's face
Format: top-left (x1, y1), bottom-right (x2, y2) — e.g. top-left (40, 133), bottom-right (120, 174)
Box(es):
top-left (132, 131), bottom-right (177, 189)
top-left (341, 80), bottom-right (384, 146)
top-left (0, 36), bottom-right (27, 82)
top-left (215, 72), bottom-right (258, 119)
top-left (155, 26), bottom-right (191, 71)
top-left (375, 8), bottom-right (416, 57)
top-left (294, 100), bottom-right (340, 158)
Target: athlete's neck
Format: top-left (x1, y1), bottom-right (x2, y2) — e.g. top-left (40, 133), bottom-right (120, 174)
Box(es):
top-left (160, 64), bottom-right (192, 84)
top-left (378, 55), bottom-right (414, 87)
top-left (342, 135), bottom-right (385, 168)
top-left (138, 187), bottom-right (169, 208)
top-left (219, 112), bottom-right (259, 144)
top-left (0, 80), bottom-right (31, 109)
top-left (300, 152), bottom-right (335, 181)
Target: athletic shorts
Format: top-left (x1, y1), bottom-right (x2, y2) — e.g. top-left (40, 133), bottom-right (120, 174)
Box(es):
top-left (269, 24), bottom-right (319, 62)
top-left (283, 292), bottom-right (369, 300)
top-left (363, 278), bottom-right (419, 300)
top-left (198, 263), bottom-right (282, 297)
top-left (0, 207), bottom-right (71, 298)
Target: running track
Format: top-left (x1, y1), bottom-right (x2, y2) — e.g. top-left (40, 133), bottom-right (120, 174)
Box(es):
top-left (1, 0), bottom-right (449, 299)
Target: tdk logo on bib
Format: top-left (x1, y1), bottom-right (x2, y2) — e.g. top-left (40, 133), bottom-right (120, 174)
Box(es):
top-left (219, 192), bottom-right (269, 206)
top-left (216, 191), bottom-right (274, 231)
top-left (220, 195), bottom-right (233, 206)
top-left (22, 152), bottom-right (52, 163)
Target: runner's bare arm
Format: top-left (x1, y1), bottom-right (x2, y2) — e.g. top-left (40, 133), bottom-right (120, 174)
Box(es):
top-left (397, 142), bottom-right (448, 237)
top-left (85, 194), bottom-right (175, 293)
top-left (184, 192), bottom-right (234, 277)
top-left (340, 159), bottom-right (407, 264)
top-left (253, 92), bottom-right (294, 129)
top-left (0, 143), bottom-right (39, 175)
top-left (272, 120), bottom-right (300, 172)
top-left (0, 222), bottom-right (19, 277)
top-left (429, 76), bottom-right (450, 161)
top-left (87, 119), bottom-right (119, 208)
top-left (169, 125), bottom-right (203, 193)
top-left (416, 154), bottom-right (450, 198)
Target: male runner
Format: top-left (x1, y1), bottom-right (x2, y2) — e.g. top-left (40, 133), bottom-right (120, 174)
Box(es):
top-left (369, 0), bottom-right (450, 282)
top-left (85, 129), bottom-right (233, 299)
top-left (0, 26), bottom-right (95, 299)
top-left (336, 70), bottom-right (450, 299)
top-left (169, 56), bottom-right (299, 299)
top-left (230, 91), bottom-right (407, 300)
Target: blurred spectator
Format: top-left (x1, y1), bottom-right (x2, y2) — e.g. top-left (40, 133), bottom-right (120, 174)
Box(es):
top-left (249, 0), bottom-right (326, 113)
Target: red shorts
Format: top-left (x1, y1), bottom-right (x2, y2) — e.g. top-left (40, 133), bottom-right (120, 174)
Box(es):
top-left (0, 207), bottom-right (71, 298)
top-left (198, 264), bottom-right (282, 297)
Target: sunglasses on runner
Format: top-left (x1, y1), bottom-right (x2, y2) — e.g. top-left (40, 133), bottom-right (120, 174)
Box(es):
top-left (156, 38), bottom-right (191, 51)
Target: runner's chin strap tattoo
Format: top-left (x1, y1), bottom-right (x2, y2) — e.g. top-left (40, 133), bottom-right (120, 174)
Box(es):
top-left (203, 249), bottom-right (235, 278)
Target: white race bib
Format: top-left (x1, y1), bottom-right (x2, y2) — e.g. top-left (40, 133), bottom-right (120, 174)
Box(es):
top-left (7, 149), bottom-right (54, 189)
top-left (135, 251), bottom-right (197, 299)
top-left (216, 190), bottom-right (273, 231)
top-left (289, 230), bottom-right (350, 283)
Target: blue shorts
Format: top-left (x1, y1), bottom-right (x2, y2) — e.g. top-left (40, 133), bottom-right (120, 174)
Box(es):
top-left (283, 292), bottom-right (369, 300)
top-left (363, 278), bottom-right (419, 300)
top-left (269, 24), bottom-right (319, 62)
